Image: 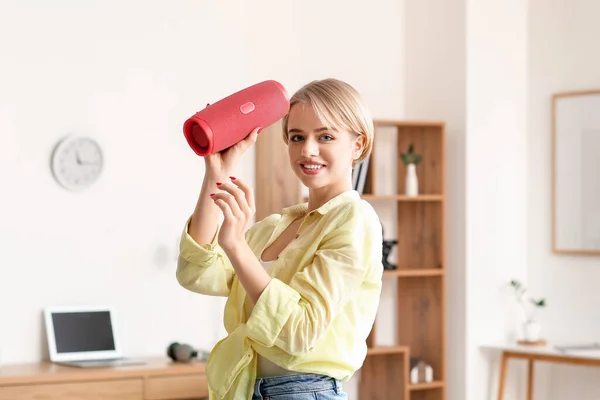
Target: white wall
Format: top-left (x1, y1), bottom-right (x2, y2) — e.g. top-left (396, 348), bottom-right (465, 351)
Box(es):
top-left (403, 1), bottom-right (467, 399)
top-left (0, 1), bottom-right (405, 398)
top-left (528, 0), bottom-right (600, 398)
top-left (466, 0), bottom-right (530, 398)
top-left (240, 0), bottom-right (406, 118)
top-left (0, 0), bottom-right (250, 363)
top-left (401, 1), bottom-right (600, 399)
top-left (403, 1), bottom-right (530, 399)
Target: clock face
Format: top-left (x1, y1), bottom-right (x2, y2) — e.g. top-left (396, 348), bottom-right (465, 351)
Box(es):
top-left (51, 136), bottom-right (103, 191)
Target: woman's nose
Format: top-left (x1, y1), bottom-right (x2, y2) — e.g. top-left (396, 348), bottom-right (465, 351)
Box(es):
top-left (301, 138), bottom-right (319, 157)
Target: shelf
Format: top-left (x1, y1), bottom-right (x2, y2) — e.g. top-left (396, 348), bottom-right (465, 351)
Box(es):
top-left (409, 381), bottom-right (445, 391)
top-left (359, 351), bottom-right (407, 400)
top-left (384, 269), bottom-right (444, 277)
top-left (367, 346), bottom-right (409, 356)
top-left (358, 120), bottom-right (446, 400)
top-left (397, 202), bottom-right (444, 269)
top-left (361, 194), bottom-right (444, 202)
top-left (398, 278), bottom-right (444, 381)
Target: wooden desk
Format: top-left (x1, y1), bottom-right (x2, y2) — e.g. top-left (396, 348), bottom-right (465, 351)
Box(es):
top-left (0, 356), bottom-right (208, 400)
top-left (486, 344), bottom-right (600, 400)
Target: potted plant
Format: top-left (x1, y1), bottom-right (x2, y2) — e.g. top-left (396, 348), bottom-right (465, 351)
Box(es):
top-left (401, 144), bottom-right (422, 197)
top-left (509, 279), bottom-right (547, 342)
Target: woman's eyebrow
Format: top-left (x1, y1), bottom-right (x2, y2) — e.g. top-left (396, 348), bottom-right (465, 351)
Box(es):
top-left (287, 127), bottom-right (331, 134)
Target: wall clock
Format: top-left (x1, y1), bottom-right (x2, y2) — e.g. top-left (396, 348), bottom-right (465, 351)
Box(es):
top-left (50, 135), bottom-right (104, 192)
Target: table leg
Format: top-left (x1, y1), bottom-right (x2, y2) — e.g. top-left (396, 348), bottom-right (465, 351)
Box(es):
top-left (527, 358), bottom-right (535, 400)
top-left (497, 352), bottom-right (508, 400)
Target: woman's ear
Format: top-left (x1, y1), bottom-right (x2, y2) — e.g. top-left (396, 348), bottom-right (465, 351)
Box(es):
top-left (353, 134), bottom-right (366, 160)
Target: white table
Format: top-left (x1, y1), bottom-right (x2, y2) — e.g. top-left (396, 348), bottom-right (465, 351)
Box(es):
top-left (483, 343), bottom-right (600, 400)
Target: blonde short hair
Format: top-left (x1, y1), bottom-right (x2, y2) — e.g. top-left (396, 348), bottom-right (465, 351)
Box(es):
top-left (281, 78), bottom-right (374, 166)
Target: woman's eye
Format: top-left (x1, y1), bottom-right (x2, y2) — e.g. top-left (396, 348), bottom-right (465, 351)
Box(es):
top-left (290, 135), bottom-right (304, 142)
top-left (320, 134), bottom-right (334, 141)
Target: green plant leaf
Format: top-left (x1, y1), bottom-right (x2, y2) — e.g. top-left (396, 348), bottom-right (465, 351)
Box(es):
top-left (401, 144), bottom-right (422, 165)
top-left (531, 298), bottom-right (546, 307)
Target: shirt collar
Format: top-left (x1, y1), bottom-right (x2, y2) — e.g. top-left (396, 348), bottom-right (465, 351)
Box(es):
top-left (282, 190), bottom-right (360, 218)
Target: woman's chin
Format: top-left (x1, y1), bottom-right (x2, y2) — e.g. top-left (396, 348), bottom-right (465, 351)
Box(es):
top-left (293, 169), bottom-right (321, 187)
top-left (297, 176), bottom-right (322, 189)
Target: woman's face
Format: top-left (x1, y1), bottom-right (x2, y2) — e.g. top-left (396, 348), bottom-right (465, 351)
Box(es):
top-left (286, 103), bottom-right (364, 194)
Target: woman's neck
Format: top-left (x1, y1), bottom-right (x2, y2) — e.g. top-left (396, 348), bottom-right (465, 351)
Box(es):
top-left (306, 181), bottom-right (353, 212)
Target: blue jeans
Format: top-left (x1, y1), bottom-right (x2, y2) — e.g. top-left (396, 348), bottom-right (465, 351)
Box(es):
top-left (252, 373), bottom-right (347, 400)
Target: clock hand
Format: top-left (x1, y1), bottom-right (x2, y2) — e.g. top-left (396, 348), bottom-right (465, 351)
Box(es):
top-left (75, 151), bottom-right (99, 166)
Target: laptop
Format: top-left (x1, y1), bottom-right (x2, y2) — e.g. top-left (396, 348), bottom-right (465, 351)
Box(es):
top-left (44, 306), bottom-right (145, 368)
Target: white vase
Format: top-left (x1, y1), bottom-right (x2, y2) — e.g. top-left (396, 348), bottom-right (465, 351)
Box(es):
top-left (405, 163), bottom-right (419, 197)
top-left (523, 321), bottom-right (542, 342)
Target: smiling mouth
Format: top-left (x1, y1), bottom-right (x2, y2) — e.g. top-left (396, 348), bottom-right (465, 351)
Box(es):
top-left (300, 163), bottom-right (325, 170)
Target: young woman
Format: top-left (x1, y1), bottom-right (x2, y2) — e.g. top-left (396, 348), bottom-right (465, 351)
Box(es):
top-left (177, 78), bottom-right (383, 400)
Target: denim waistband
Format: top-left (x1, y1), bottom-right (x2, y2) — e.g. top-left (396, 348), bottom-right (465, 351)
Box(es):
top-left (253, 373), bottom-right (341, 397)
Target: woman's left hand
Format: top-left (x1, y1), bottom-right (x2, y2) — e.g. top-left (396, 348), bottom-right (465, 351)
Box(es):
top-left (210, 177), bottom-right (256, 253)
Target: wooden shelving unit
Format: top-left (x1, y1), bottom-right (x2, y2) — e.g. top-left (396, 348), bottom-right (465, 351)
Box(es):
top-left (358, 120), bottom-right (446, 400)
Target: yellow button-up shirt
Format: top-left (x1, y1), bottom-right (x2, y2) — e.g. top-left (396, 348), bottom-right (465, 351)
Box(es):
top-left (177, 190), bottom-right (383, 400)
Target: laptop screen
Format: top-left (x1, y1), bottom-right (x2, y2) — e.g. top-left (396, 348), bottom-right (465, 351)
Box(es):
top-left (51, 311), bottom-right (116, 354)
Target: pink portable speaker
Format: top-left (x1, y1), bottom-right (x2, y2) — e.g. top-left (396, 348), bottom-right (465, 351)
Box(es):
top-left (183, 80), bottom-right (290, 156)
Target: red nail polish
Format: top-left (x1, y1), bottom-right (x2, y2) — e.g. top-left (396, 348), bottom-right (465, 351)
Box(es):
top-left (209, 193), bottom-right (215, 197)
top-left (230, 176), bottom-right (237, 180)
top-left (216, 182), bottom-right (222, 186)
top-left (257, 127), bottom-right (263, 134)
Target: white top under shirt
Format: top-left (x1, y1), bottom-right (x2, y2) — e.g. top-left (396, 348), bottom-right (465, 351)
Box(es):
top-left (244, 258), bottom-right (297, 377)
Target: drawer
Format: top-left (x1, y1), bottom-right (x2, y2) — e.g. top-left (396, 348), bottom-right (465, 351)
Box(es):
top-left (0, 378), bottom-right (143, 400)
top-left (146, 374), bottom-right (208, 400)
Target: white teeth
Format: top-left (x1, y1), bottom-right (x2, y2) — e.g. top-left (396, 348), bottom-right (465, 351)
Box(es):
top-left (302, 164), bottom-right (323, 170)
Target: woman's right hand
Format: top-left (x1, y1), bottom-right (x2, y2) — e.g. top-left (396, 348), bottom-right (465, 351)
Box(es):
top-left (204, 126), bottom-right (261, 180)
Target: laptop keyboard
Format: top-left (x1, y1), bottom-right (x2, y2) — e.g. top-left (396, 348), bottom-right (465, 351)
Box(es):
top-left (78, 359), bottom-right (123, 366)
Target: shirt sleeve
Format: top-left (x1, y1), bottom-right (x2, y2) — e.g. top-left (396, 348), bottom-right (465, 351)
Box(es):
top-left (245, 202), bottom-right (383, 356)
top-left (176, 217), bottom-right (235, 297)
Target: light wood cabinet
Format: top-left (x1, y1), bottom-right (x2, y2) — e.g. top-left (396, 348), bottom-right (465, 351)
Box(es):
top-left (0, 357), bottom-right (208, 400)
top-left (146, 373), bottom-right (208, 400)
top-left (360, 120), bottom-right (447, 400)
top-left (0, 379), bottom-right (143, 400)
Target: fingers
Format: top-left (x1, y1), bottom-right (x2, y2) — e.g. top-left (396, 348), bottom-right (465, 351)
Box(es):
top-left (212, 197), bottom-right (234, 221)
top-left (234, 127), bottom-right (261, 153)
top-left (211, 189), bottom-right (243, 219)
top-left (246, 126), bottom-right (261, 142)
top-left (210, 176), bottom-right (257, 223)
top-left (214, 180), bottom-right (250, 220)
top-left (229, 177), bottom-right (256, 216)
